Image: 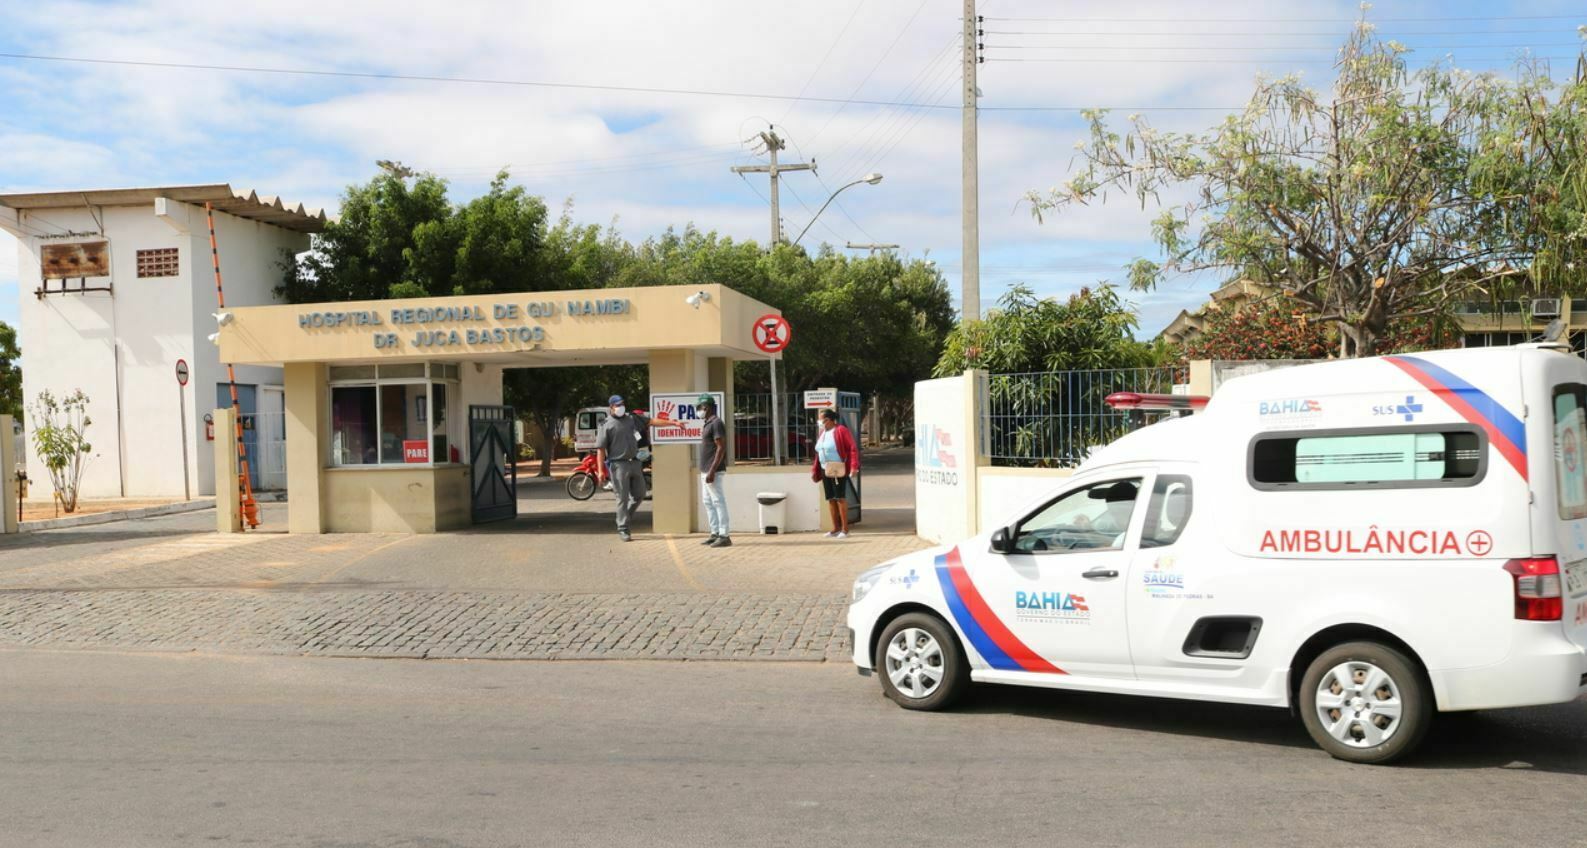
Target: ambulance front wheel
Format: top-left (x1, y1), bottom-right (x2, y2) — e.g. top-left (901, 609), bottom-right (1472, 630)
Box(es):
top-left (876, 613), bottom-right (969, 711)
top-left (1298, 641), bottom-right (1432, 765)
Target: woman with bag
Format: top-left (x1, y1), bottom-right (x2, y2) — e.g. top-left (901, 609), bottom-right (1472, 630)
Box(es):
top-left (811, 408), bottom-right (860, 539)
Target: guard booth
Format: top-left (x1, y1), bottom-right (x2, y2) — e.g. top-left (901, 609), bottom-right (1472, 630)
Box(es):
top-left (212, 284), bottom-right (781, 534)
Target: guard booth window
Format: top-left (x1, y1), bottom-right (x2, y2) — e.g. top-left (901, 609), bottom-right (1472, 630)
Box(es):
top-left (329, 363), bottom-right (461, 466)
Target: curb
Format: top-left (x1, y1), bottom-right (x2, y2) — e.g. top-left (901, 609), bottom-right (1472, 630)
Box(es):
top-left (20, 499), bottom-right (217, 532)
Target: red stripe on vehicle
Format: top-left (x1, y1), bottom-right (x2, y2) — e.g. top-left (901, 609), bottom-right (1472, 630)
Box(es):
top-left (943, 547), bottom-right (1065, 674)
top-left (1384, 357), bottom-right (1529, 480)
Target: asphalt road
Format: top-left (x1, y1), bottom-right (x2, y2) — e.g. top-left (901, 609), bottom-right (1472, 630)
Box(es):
top-left (3, 651), bottom-right (1585, 848)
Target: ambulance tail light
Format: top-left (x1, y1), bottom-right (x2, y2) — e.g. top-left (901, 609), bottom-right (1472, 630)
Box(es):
top-left (1503, 557), bottom-right (1563, 621)
top-left (1104, 392), bottom-right (1210, 412)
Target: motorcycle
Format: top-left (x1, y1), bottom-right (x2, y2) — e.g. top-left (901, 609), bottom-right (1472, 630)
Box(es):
top-left (565, 449), bottom-right (653, 501)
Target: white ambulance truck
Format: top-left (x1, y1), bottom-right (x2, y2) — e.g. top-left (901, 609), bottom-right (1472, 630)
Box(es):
top-left (849, 345), bottom-right (1587, 763)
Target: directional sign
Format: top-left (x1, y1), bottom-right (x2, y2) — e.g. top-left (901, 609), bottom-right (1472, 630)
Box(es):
top-left (803, 388), bottom-right (837, 409)
top-left (753, 313), bottom-right (791, 354)
top-left (175, 359), bottom-right (189, 387)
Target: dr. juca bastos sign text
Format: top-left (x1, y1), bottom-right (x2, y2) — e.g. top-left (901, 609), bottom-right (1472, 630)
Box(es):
top-left (295, 298), bottom-right (631, 350)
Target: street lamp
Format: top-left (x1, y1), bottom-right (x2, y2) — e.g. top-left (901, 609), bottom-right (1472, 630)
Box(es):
top-left (791, 172), bottom-right (883, 246)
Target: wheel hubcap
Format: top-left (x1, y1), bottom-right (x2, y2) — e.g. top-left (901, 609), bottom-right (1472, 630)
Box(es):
top-left (1315, 660), bottom-right (1403, 748)
top-left (885, 628), bottom-right (945, 700)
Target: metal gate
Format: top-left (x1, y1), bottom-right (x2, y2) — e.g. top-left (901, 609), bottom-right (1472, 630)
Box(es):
top-left (469, 405), bottom-right (517, 523)
top-left (838, 391), bottom-right (863, 524)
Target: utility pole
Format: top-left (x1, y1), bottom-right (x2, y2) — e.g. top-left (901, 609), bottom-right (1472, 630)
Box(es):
top-left (731, 130), bottom-right (815, 246)
top-left (962, 0), bottom-right (982, 321)
top-left (845, 242), bottom-right (900, 253)
top-left (731, 128), bottom-right (815, 464)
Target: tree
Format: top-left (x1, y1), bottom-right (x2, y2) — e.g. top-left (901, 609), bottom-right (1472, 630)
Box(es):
top-left (934, 284), bottom-right (1157, 376)
top-left (1183, 298), bottom-right (1334, 361)
top-left (620, 229), bottom-right (954, 393)
top-left (1029, 21), bottom-right (1587, 357)
top-left (29, 389), bottom-right (92, 512)
top-left (278, 162), bottom-right (454, 302)
top-left (0, 321), bottom-right (20, 419)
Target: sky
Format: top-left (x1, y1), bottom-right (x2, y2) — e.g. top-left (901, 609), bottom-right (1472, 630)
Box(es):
top-left (1, 0), bottom-right (1584, 343)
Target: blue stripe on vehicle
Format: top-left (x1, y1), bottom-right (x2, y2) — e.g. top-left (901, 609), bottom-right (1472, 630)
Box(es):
top-left (1393, 355), bottom-right (1527, 459)
top-left (934, 554), bottom-right (1017, 671)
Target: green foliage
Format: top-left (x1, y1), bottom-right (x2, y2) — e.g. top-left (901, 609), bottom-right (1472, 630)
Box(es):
top-left (0, 321), bottom-right (20, 419)
top-left (934, 284), bottom-right (1157, 376)
top-left (1183, 299), bottom-right (1334, 361)
top-left (1031, 21), bottom-right (1587, 357)
top-left (278, 165), bottom-right (455, 303)
top-left (615, 227), bottom-right (954, 394)
top-left (28, 389), bottom-right (92, 512)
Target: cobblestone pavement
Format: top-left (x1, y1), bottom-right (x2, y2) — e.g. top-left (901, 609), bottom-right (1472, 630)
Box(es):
top-left (0, 590), bottom-right (850, 660)
top-left (0, 451), bottom-right (927, 662)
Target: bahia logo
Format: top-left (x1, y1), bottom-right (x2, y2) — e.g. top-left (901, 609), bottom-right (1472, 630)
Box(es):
top-left (1014, 591), bottom-right (1089, 612)
top-left (1259, 398), bottom-right (1323, 416)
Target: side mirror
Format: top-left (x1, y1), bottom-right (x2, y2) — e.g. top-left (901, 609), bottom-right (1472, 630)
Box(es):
top-left (990, 526), bottom-right (1014, 554)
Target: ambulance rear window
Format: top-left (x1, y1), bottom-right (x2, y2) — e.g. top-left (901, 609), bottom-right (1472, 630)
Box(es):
top-left (1552, 386), bottom-right (1587, 520)
top-left (1250, 427), bottom-right (1484, 490)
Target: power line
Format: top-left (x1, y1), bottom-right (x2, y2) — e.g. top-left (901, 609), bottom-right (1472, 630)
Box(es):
top-left (0, 50), bottom-right (974, 112)
top-left (981, 42), bottom-right (1587, 51)
top-left (9, 50), bottom-right (1556, 112)
top-left (981, 14), bottom-right (1587, 23)
top-left (777, 0), bottom-right (868, 126)
top-left (980, 28), bottom-right (1579, 36)
top-left (773, 127), bottom-right (878, 242)
top-left (804, 0), bottom-right (933, 148)
top-left (985, 55), bottom-right (1582, 64)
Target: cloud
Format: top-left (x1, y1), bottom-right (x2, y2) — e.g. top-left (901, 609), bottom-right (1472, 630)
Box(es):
top-left (3, 0), bottom-right (1574, 336)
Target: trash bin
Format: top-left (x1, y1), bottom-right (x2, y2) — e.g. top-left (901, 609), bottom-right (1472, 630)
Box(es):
top-left (757, 491), bottom-right (788, 535)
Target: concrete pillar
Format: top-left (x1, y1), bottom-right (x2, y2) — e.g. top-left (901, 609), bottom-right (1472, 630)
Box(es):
top-left (283, 363), bottom-right (328, 534)
top-left (1188, 360), bottom-right (1214, 396)
top-left (966, 369), bottom-right (989, 535)
top-left (1, 414), bottom-right (17, 534)
top-left (649, 349), bottom-right (707, 534)
top-left (213, 407), bottom-right (243, 533)
top-left (707, 357), bottom-right (735, 465)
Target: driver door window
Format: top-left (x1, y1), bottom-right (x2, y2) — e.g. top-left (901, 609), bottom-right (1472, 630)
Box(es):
top-left (1012, 478), bottom-right (1143, 554)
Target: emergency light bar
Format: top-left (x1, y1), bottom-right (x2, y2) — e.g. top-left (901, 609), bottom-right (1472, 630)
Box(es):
top-left (1105, 392), bottom-right (1210, 412)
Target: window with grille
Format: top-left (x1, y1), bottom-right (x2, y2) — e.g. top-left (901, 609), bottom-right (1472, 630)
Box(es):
top-left (136, 248), bottom-right (180, 278)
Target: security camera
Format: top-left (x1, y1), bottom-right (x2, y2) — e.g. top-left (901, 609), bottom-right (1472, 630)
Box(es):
top-left (685, 291), bottom-right (712, 309)
top-left (207, 332), bottom-right (220, 345)
top-left (213, 311), bottom-right (234, 326)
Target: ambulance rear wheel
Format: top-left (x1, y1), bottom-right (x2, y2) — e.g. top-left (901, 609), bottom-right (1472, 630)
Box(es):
top-left (1299, 641), bottom-right (1431, 765)
top-left (876, 613), bottom-right (968, 711)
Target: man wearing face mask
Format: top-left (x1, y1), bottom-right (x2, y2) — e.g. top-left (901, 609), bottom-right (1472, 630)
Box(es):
top-left (595, 394), bottom-right (671, 542)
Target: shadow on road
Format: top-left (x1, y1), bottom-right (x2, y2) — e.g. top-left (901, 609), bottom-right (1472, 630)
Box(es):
top-left (952, 683), bottom-right (1587, 773)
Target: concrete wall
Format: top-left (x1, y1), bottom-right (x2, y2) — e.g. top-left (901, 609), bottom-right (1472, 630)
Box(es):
top-left (186, 203), bottom-right (304, 495)
top-left (721, 466), bottom-right (823, 534)
top-left (913, 371), bottom-right (984, 544)
top-left (976, 466), bottom-right (1072, 532)
top-left (324, 466), bottom-right (471, 533)
top-left (14, 202), bottom-right (304, 500)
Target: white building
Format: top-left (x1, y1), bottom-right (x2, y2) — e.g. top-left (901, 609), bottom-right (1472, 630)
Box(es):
top-left (1, 185), bottom-right (324, 499)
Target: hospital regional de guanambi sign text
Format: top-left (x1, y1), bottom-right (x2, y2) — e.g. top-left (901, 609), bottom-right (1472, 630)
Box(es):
top-left (295, 298), bottom-right (631, 350)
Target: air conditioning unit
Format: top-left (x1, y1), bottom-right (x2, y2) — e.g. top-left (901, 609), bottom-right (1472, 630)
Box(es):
top-left (1533, 298), bottom-right (1561, 317)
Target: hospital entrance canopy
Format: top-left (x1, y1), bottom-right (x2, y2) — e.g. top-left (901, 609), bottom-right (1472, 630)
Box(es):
top-left (214, 284), bottom-right (782, 367)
